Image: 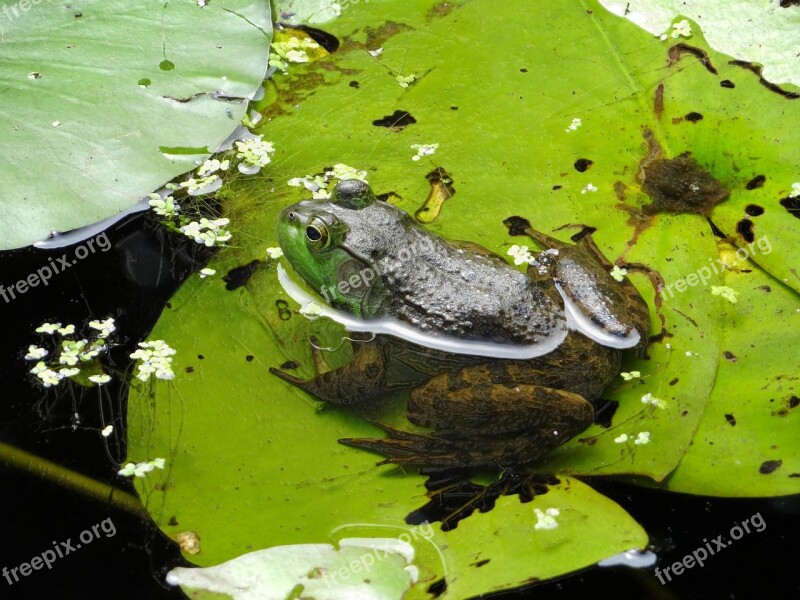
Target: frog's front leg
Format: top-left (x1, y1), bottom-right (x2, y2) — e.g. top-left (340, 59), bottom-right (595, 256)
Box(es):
top-left (340, 364), bottom-right (594, 468)
top-left (270, 342), bottom-right (391, 404)
top-left (506, 215), bottom-right (650, 354)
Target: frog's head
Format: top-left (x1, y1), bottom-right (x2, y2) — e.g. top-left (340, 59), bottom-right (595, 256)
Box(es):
top-left (276, 180), bottom-right (385, 316)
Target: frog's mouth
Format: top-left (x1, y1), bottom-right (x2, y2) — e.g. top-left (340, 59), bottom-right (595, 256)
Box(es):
top-left (277, 264), bottom-right (571, 359)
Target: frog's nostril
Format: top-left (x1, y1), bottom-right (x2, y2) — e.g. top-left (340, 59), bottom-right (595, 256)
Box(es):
top-left (288, 212), bottom-right (295, 222)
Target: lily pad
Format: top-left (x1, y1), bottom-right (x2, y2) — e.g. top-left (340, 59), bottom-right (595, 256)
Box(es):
top-left (128, 0), bottom-right (799, 595)
top-left (599, 0), bottom-right (800, 86)
top-left (0, 0), bottom-right (271, 250)
top-left (658, 262), bottom-right (800, 496)
top-left (167, 538), bottom-right (422, 599)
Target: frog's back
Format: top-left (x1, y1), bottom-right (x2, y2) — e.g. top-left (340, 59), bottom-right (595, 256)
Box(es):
top-left (341, 203), bottom-right (564, 345)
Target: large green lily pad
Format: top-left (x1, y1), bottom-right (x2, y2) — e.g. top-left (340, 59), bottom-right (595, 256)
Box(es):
top-left (128, 0), bottom-right (799, 595)
top-left (0, 0), bottom-right (271, 250)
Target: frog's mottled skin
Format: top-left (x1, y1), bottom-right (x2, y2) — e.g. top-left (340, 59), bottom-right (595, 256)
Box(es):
top-left (271, 180), bottom-right (650, 468)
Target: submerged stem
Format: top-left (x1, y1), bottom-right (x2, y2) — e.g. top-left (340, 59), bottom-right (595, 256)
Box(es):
top-left (0, 441), bottom-right (145, 516)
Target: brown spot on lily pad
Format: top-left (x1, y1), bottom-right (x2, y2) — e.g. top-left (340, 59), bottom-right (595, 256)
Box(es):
top-left (724, 413), bottom-right (736, 426)
top-left (614, 181), bottom-right (628, 201)
top-left (503, 215), bottom-right (532, 236)
top-left (427, 1), bottom-right (457, 19)
top-left (729, 60), bottom-right (800, 99)
top-left (372, 109), bottom-right (416, 131)
top-left (642, 154), bottom-right (729, 215)
top-left (736, 219), bottom-right (756, 243)
top-left (415, 168), bottom-right (455, 223)
top-left (667, 43), bottom-right (718, 74)
top-left (685, 111), bottom-right (703, 123)
top-left (263, 71), bottom-right (328, 119)
top-left (723, 351), bottom-right (738, 363)
top-left (654, 83), bottom-right (664, 118)
top-left (745, 204), bottom-right (765, 216)
top-left (365, 22), bottom-right (412, 48)
top-left (574, 158), bottom-right (593, 172)
top-left (759, 459), bottom-right (782, 474)
top-left (720, 79), bottom-right (735, 88)
top-left (746, 175), bottom-right (766, 190)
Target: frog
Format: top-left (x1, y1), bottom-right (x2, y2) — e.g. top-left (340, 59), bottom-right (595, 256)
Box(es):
top-left (271, 179), bottom-right (650, 469)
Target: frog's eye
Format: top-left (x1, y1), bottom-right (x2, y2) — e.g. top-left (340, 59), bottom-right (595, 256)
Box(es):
top-left (305, 218), bottom-right (331, 251)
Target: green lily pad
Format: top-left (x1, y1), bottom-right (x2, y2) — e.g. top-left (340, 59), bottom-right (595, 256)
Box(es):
top-left (658, 263), bottom-right (800, 496)
top-left (164, 478), bottom-right (646, 600)
top-left (128, 0), bottom-right (799, 595)
top-left (0, 0), bottom-right (271, 250)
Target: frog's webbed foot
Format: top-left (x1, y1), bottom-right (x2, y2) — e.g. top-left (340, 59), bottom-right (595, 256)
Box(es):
top-left (341, 428), bottom-right (562, 469)
top-left (340, 424), bottom-right (474, 467)
top-left (270, 342), bottom-right (389, 405)
top-left (340, 368), bottom-right (594, 469)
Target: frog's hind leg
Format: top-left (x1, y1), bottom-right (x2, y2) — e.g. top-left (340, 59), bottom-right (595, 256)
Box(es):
top-left (270, 342), bottom-right (390, 405)
top-left (340, 365), bottom-right (594, 468)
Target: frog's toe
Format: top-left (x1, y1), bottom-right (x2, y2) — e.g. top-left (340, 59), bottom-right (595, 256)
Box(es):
top-left (339, 429), bottom-right (468, 467)
top-left (340, 426), bottom-right (534, 469)
top-left (269, 367), bottom-right (308, 386)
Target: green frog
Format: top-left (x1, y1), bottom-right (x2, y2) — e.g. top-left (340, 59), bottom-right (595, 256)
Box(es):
top-left (271, 180), bottom-right (650, 468)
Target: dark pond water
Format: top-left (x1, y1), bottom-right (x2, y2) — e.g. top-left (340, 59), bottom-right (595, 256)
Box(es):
top-left (0, 213), bottom-right (796, 599)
